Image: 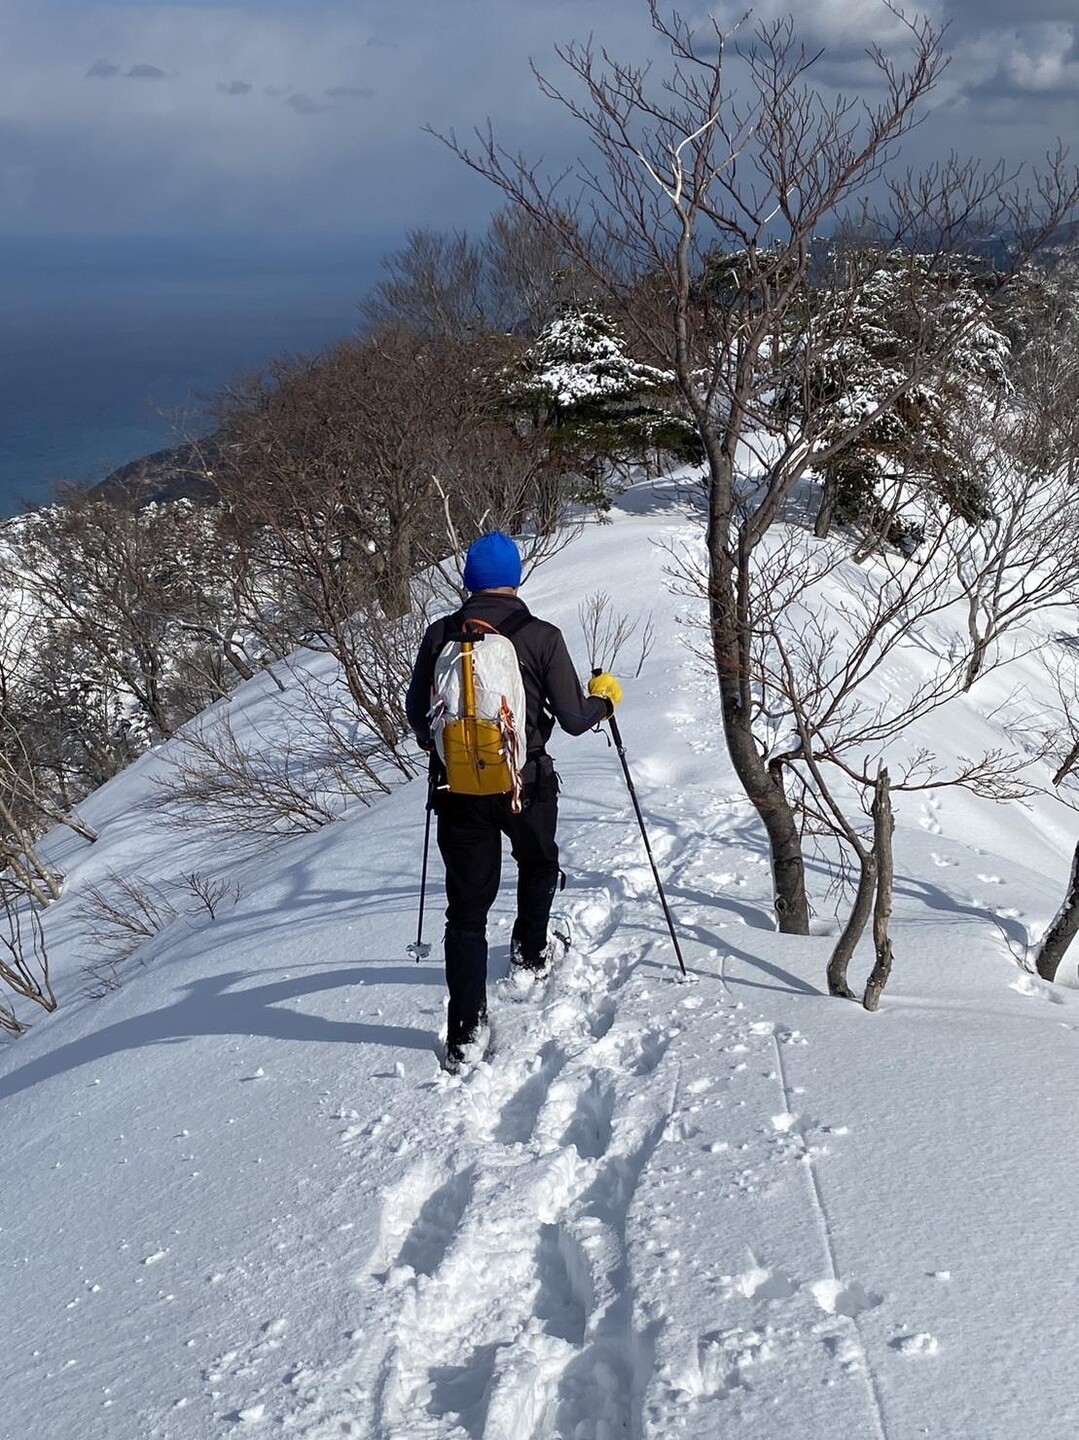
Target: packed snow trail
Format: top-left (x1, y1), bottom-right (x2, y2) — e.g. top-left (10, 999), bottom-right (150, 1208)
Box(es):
top-left (245, 883), bottom-right (673, 1440)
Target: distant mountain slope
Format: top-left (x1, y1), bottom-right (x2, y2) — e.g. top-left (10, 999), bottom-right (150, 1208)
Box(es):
top-left (88, 438), bottom-right (220, 507)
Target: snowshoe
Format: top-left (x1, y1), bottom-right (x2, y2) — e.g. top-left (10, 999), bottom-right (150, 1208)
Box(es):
top-left (508, 921), bottom-right (571, 981)
top-left (441, 1017), bottom-right (493, 1075)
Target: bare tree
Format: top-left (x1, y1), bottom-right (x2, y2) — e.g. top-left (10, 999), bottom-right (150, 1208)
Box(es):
top-left (667, 519), bottom-right (1039, 1002)
top-left (438, 0), bottom-right (1079, 931)
top-left (577, 590), bottom-right (656, 676)
top-left (0, 701), bottom-right (98, 845)
top-left (944, 299), bottom-right (1079, 689)
top-left (179, 871), bottom-right (242, 922)
top-left (483, 204), bottom-right (598, 335)
top-left (10, 490), bottom-right (249, 744)
top-left (211, 327), bottom-right (566, 625)
top-left (1034, 643), bottom-right (1079, 982)
top-left (362, 206), bottom-right (594, 341)
top-left (361, 228), bottom-right (488, 340)
top-left (1035, 839), bottom-right (1079, 984)
top-left (78, 868), bottom-right (241, 995)
top-left (0, 792), bottom-right (62, 906)
top-left (0, 881), bottom-right (56, 1036)
top-left (148, 708), bottom-right (383, 845)
top-left (861, 769), bottom-right (896, 1012)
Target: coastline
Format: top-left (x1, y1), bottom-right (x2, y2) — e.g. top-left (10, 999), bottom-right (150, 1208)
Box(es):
top-left (0, 233), bottom-right (389, 517)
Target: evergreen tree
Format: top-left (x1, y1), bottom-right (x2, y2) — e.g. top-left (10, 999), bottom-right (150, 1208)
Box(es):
top-left (503, 308), bottom-right (701, 502)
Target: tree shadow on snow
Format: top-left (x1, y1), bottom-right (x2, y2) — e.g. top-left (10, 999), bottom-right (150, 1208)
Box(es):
top-left (610, 478), bottom-right (705, 518)
top-left (670, 918), bottom-right (822, 996)
top-left (893, 874), bottom-right (1029, 954)
top-left (0, 963), bottom-right (440, 1102)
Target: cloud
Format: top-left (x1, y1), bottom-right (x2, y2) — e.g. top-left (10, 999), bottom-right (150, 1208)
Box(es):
top-left (702, 0), bottom-right (918, 61)
top-left (0, 0), bottom-right (1071, 242)
top-left (284, 93), bottom-right (329, 115)
top-left (86, 58), bottom-right (170, 83)
top-left (947, 0), bottom-right (1079, 23)
top-left (954, 23), bottom-right (1079, 101)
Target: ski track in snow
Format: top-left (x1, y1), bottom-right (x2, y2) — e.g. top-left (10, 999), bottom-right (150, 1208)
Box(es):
top-left (766, 1025), bottom-right (889, 1440)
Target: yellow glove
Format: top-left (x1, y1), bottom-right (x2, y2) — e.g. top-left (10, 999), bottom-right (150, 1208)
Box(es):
top-left (588, 672), bottom-right (623, 707)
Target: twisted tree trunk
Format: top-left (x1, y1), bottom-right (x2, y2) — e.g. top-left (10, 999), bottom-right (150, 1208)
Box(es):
top-left (707, 474), bottom-right (809, 933)
top-left (1036, 837), bottom-right (1079, 983)
top-left (863, 769), bottom-right (895, 1012)
top-left (828, 845), bottom-right (877, 998)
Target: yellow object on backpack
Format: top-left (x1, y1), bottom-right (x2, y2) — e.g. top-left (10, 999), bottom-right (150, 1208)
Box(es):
top-left (431, 616), bottom-right (529, 810)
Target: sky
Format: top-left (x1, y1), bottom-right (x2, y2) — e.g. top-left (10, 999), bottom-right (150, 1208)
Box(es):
top-left (0, 0), bottom-right (1075, 242)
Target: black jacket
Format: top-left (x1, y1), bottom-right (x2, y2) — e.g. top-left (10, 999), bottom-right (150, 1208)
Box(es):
top-left (405, 594), bottom-right (607, 761)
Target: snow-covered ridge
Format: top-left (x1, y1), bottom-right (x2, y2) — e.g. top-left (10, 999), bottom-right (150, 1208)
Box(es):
top-left (2, 488), bottom-right (1078, 1439)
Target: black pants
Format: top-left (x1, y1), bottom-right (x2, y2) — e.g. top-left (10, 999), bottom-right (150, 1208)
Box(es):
top-left (435, 758), bottom-right (560, 1046)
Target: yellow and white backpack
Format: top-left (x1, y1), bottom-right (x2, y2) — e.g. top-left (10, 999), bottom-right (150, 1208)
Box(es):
top-left (430, 613), bottom-right (531, 810)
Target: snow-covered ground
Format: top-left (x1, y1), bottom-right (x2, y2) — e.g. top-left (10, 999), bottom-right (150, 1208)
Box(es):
top-left (3, 486), bottom-right (1078, 1439)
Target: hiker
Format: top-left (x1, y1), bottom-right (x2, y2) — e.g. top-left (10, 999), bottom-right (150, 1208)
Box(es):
top-left (405, 531), bottom-right (622, 1070)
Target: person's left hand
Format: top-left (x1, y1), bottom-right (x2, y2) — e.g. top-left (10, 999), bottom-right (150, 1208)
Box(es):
top-left (588, 672), bottom-right (623, 708)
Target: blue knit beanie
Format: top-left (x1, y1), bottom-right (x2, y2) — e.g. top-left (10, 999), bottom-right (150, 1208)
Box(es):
top-left (462, 532), bottom-right (522, 592)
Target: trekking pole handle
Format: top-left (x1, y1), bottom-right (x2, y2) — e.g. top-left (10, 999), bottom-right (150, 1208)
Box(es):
top-left (591, 665), bottom-right (619, 729)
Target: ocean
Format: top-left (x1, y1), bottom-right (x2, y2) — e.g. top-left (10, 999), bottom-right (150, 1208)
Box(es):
top-left (0, 235), bottom-right (389, 516)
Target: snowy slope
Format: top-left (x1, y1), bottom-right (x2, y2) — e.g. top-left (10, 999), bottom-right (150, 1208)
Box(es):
top-left (2, 486), bottom-right (1079, 1440)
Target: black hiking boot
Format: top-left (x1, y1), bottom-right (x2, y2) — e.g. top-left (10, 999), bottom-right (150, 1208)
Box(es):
top-left (509, 925), bottom-right (570, 977)
top-left (441, 1010), bottom-right (490, 1074)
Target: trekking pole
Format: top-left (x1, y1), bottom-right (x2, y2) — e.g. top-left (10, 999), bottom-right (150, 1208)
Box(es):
top-left (406, 772), bottom-right (435, 961)
top-left (595, 671), bottom-right (688, 978)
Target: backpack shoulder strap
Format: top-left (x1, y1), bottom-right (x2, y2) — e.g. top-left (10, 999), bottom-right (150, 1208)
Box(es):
top-left (440, 608), bottom-right (473, 645)
top-left (496, 605), bottom-right (535, 641)
top-left (444, 605), bottom-right (535, 644)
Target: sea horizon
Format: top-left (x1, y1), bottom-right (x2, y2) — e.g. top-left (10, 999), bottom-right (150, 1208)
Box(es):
top-left (0, 233), bottom-right (392, 516)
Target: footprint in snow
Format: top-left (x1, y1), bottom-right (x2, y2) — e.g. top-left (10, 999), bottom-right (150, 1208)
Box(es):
top-left (567, 890), bottom-right (622, 951)
top-left (822, 1333), bottom-right (862, 1371)
top-left (810, 1278), bottom-right (883, 1318)
top-left (588, 998), bottom-right (616, 1041)
top-left (534, 1222), bottom-right (589, 1345)
top-left (376, 1164), bottom-right (476, 1282)
top-left (890, 1331), bottom-right (939, 1357)
top-left (558, 1071), bottom-right (617, 1160)
top-left (733, 1264), bottom-right (799, 1301)
top-left (424, 1341), bottom-right (500, 1434)
top-left (696, 1326), bottom-right (781, 1398)
top-left (777, 1029), bottom-right (808, 1046)
top-left (628, 1027), bottom-right (672, 1076)
top-left (492, 1042), bottom-right (569, 1148)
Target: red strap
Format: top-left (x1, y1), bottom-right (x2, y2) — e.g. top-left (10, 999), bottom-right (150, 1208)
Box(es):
top-left (460, 618), bottom-right (500, 638)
